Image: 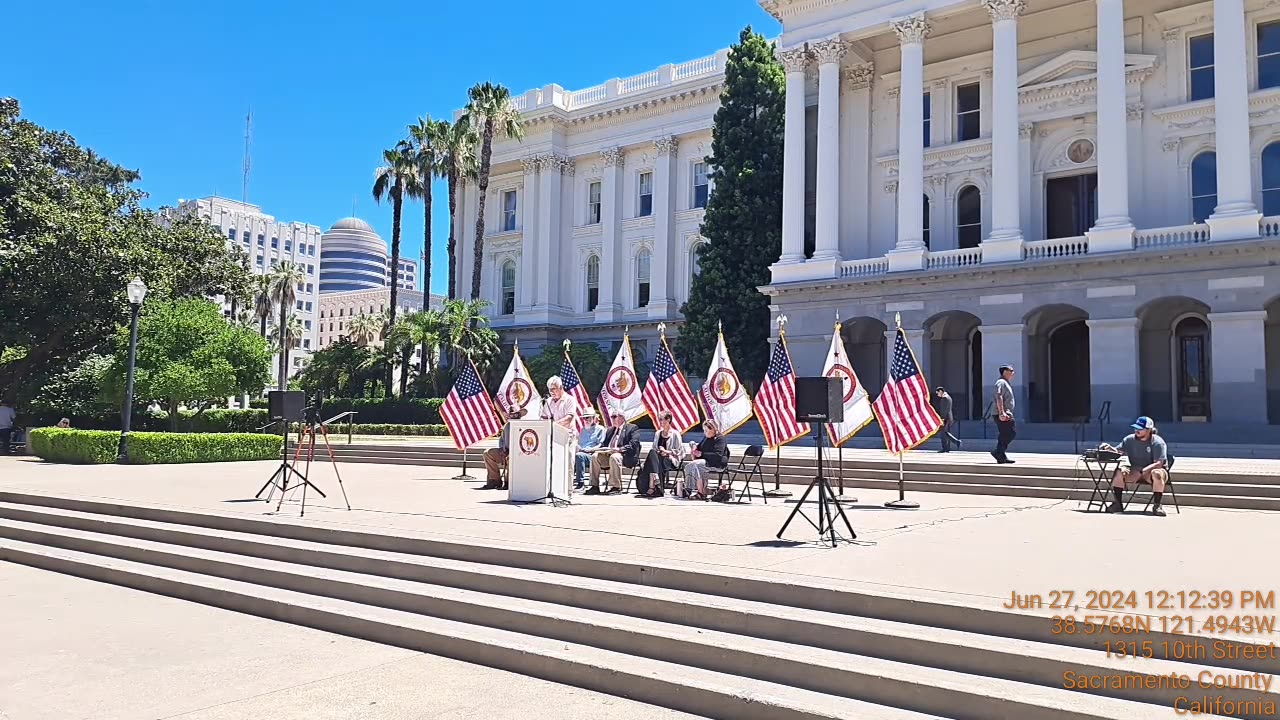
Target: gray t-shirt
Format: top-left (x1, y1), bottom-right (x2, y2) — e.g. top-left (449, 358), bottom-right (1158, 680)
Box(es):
top-left (1118, 433), bottom-right (1167, 470)
top-left (994, 378), bottom-right (1015, 417)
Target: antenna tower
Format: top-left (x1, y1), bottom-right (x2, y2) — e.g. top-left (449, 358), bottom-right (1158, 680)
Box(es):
top-left (242, 108), bottom-right (253, 203)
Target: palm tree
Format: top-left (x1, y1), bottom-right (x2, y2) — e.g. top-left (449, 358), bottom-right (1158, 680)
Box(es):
top-left (406, 308), bottom-right (447, 376)
top-left (407, 117), bottom-right (447, 299)
top-left (463, 82), bottom-right (524, 302)
top-left (270, 313), bottom-right (306, 380)
top-left (252, 274), bottom-right (274, 339)
top-left (383, 316), bottom-right (417, 397)
top-left (372, 141), bottom-right (416, 331)
top-left (270, 261), bottom-right (307, 389)
top-left (435, 117), bottom-right (477, 300)
top-left (346, 314), bottom-right (380, 347)
top-left (440, 298), bottom-right (500, 369)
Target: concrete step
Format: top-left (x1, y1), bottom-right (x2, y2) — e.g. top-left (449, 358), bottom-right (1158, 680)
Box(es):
top-left (0, 538), bottom-right (944, 720)
top-left (0, 517), bottom-right (1239, 719)
top-left (1, 490), bottom-right (1274, 670)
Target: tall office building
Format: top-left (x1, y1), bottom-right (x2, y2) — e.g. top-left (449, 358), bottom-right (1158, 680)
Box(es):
top-left (319, 217), bottom-right (419, 293)
top-left (170, 196), bottom-right (322, 374)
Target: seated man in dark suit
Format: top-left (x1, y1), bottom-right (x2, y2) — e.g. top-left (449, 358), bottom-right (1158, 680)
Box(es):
top-left (585, 410), bottom-right (640, 495)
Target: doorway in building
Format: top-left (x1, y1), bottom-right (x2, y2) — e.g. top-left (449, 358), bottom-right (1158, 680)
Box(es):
top-left (969, 328), bottom-right (984, 420)
top-left (1048, 320), bottom-right (1091, 421)
top-left (1174, 317), bottom-right (1210, 421)
top-left (1045, 173), bottom-right (1098, 239)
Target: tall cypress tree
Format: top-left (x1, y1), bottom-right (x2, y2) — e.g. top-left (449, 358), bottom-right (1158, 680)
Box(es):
top-left (677, 27), bottom-right (785, 387)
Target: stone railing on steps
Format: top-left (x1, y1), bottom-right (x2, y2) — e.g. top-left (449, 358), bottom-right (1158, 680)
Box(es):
top-left (1133, 223), bottom-right (1209, 249)
top-left (1261, 215), bottom-right (1280, 237)
top-left (925, 246), bottom-right (983, 270)
top-left (1023, 235), bottom-right (1088, 261)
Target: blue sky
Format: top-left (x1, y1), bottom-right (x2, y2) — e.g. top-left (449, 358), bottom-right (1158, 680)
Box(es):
top-left (6, 1), bottom-right (779, 295)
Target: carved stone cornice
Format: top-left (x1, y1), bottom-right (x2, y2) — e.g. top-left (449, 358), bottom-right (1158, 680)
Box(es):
top-left (777, 47), bottom-right (811, 73)
top-left (878, 139), bottom-right (993, 177)
top-left (810, 38), bottom-right (848, 66)
top-left (545, 154), bottom-right (575, 176)
top-left (884, 181), bottom-right (899, 194)
top-left (887, 86), bottom-right (901, 99)
top-left (600, 146), bottom-right (625, 168)
top-left (1126, 103), bottom-right (1145, 121)
top-left (1161, 28), bottom-right (1181, 43)
top-left (654, 135), bottom-right (680, 157)
top-left (759, 0), bottom-right (782, 21)
top-left (843, 63), bottom-right (874, 91)
top-left (1018, 122), bottom-right (1034, 138)
top-left (982, 0), bottom-right (1026, 22)
top-left (891, 15), bottom-right (930, 45)
top-left (521, 155), bottom-right (541, 175)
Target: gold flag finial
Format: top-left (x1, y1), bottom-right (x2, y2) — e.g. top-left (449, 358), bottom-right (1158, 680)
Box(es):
top-left (777, 314), bottom-right (789, 336)
top-left (895, 312), bottom-right (902, 329)
top-left (563, 338), bottom-right (571, 353)
top-left (624, 325), bottom-right (629, 337)
top-left (657, 322), bottom-right (667, 337)
top-left (835, 309), bottom-right (841, 332)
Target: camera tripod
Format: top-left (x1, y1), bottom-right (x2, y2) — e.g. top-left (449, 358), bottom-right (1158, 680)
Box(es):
top-left (258, 414), bottom-right (352, 517)
top-left (776, 427), bottom-right (856, 546)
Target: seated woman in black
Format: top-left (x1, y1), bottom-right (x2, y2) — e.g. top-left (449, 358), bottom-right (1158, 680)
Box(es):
top-left (637, 411), bottom-right (684, 497)
top-left (680, 419), bottom-right (729, 499)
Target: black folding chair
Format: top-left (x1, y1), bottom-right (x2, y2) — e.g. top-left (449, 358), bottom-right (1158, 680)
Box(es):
top-left (726, 445), bottom-right (767, 503)
top-left (1123, 453), bottom-right (1180, 514)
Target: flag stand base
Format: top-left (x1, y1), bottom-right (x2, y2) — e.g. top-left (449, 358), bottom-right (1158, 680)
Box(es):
top-left (452, 449), bottom-right (476, 481)
top-left (883, 499), bottom-right (920, 510)
top-left (765, 446), bottom-right (792, 497)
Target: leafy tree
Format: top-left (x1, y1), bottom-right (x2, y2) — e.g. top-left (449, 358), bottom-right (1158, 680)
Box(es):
top-left (435, 118), bottom-right (477, 300)
top-left (440, 298), bottom-right (499, 369)
top-left (103, 299), bottom-right (271, 430)
top-left (27, 354), bottom-right (116, 422)
top-left (0, 98), bottom-right (250, 404)
top-left (463, 82), bottom-right (524, 301)
top-left (297, 339), bottom-right (377, 399)
top-left (522, 342), bottom-right (611, 399)
top-left (676, 28), bottom-right (785, 386)
top-left (372, 141), bottom-right (415, 327)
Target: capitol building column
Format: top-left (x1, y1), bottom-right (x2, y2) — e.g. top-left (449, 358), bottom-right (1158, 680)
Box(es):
top-left (1087, 0), bottom-right (1136, 252)
top-left (981, 0), bottom-right (1026, 263)
top-left (596, 147), bottom-right (624, 321)
top-left (517, 155), bottom-right (540, 311)
top-left (1208, 0), bottom-right (1263, 240)
top-left (811, 37), bottom-right (846, 262)
top-left (887, 14), bottom-right (929, 272)
top-left (776, 47), bottom-right (810, 267)
top-left (650, 135), bottom-right (679, 319)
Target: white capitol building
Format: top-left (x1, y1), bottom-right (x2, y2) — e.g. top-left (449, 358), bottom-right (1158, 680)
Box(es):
top-left (455, 0), bottom-right (1280, 433)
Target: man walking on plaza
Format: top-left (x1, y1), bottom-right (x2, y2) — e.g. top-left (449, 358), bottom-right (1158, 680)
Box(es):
top-left (991, 365), bottom-right (1016, 464)
top-left (934, 386), bottom-right (961, 453)
top-left (0, 401), bottom-right (16, 456)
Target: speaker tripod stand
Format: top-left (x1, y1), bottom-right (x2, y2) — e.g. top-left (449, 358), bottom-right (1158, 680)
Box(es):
top-left (776, 427), bottom-right (856, 546)
top-left (259, 418), bottom-right (351, 517)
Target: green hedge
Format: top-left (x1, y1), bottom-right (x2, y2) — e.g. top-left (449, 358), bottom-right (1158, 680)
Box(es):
top-left (29, 428), bottom-right (119, 464)
top-left (29, 428), bottom-right (282, 465)
top-left (127, 432), bottom-right (282, 464)
top-left (20, 399), bottom-right (449, 433)
top-left (315, 398), bottom-right (444, 424)
top-left (346, 423), bottom-right (447, 436)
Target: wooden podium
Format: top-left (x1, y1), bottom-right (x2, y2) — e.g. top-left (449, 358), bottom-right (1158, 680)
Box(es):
top-left (507, 419), bottom-right (574, 503)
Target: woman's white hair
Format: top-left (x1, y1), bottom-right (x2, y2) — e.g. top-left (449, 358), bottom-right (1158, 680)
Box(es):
top-left (547, 375), bottom-right (563, 389)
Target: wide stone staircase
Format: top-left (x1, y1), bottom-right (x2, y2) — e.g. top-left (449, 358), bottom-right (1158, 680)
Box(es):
top-left (1, 490), bottom-right (1276, 719)
top-left (319, 442), bottom-right (1280, 511)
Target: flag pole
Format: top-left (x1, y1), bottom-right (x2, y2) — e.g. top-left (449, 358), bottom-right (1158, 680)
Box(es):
top-left (765, 314), bottom-right (792, 498)
top-left (453, 447), bottom-right (474, 481)
top-left (884, 313), bottom-right (919, 509)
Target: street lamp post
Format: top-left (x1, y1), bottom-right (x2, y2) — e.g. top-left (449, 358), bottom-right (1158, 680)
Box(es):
top-left (118, 277), bottom-right (147, 464)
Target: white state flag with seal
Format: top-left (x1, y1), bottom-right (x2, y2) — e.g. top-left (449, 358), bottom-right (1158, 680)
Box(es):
top-left (599, 335), bottom-right (646, 422)
top-left (824, 324), bottom-right (874, 446)
top-left (699, 331), bottom-right (754, 435)
top-left (496, 345), bottom-right (542, 418)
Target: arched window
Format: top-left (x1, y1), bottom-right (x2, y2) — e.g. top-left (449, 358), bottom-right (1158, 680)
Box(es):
top-left (636, 249), bottom-right (652, 307)
top-left (956, 185), bottom-right (982, 249)
top-left (1191, 151), bottom-right (1217, 223)
top-left (922, 195), bottom-right (931, 249)
top-left (500, 260), bottom-right (516, 315)
top-left (1263, 143), bottom-right (1280, 216)
top-left (586, 255), bottom-right (600, 312)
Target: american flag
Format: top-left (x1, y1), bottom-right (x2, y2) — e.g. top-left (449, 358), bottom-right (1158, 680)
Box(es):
top-left (754, 338), bottom-right (810, 449)
top-left (440, 361), bottom-right (503, 451)
top-left (641, 339), bottom-right (700, 433)
top-left (872, 329), bottom-right (943, 454)
top-left (560, 353), bottom-right (593, 432)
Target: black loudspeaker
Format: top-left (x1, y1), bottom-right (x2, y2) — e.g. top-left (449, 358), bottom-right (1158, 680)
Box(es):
top-left (268, 390), bottom-right (306, 422)
top-left (795, 377), bottom-right (843, 423)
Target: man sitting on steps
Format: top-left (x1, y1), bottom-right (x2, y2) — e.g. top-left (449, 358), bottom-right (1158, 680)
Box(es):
top-left (1101, 416), bottom-right (1170, 516)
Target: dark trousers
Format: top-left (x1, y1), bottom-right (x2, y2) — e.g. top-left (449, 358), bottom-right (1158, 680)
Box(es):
top-left (0, 428), bottom-right (11, 455)
top-left (994, 419), bottom-right (1016, 459)
top-left (939, 419), bottom-right (958, 451)
top-left (637, 451), bottom-right (675, 494)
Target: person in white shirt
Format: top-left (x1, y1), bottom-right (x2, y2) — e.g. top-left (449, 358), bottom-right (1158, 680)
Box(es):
top-left (541, 376), bottom-right (580, 431)
top-left (0, 402), bottom-right (17, 456)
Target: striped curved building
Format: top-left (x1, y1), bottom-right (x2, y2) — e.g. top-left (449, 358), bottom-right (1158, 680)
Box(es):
top-left (319, 218), bottom-right (391, 293)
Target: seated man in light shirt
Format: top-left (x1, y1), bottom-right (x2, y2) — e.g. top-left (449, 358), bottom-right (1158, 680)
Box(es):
top-left (573, 408), bottom-right (605, 489)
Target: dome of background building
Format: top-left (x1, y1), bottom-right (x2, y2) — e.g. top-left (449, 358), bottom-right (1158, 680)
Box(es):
top-left (319, 217), bottom-right (388, 293)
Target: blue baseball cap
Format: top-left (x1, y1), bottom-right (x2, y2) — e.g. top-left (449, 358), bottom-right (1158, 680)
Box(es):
top-left (1131, 416), bottom-right (1154, 431)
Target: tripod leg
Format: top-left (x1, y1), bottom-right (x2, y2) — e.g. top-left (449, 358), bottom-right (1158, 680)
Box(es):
top-left (776, 476), bottom-right (820, 539)
top-left (319, 425), bottom-right (351, 510)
